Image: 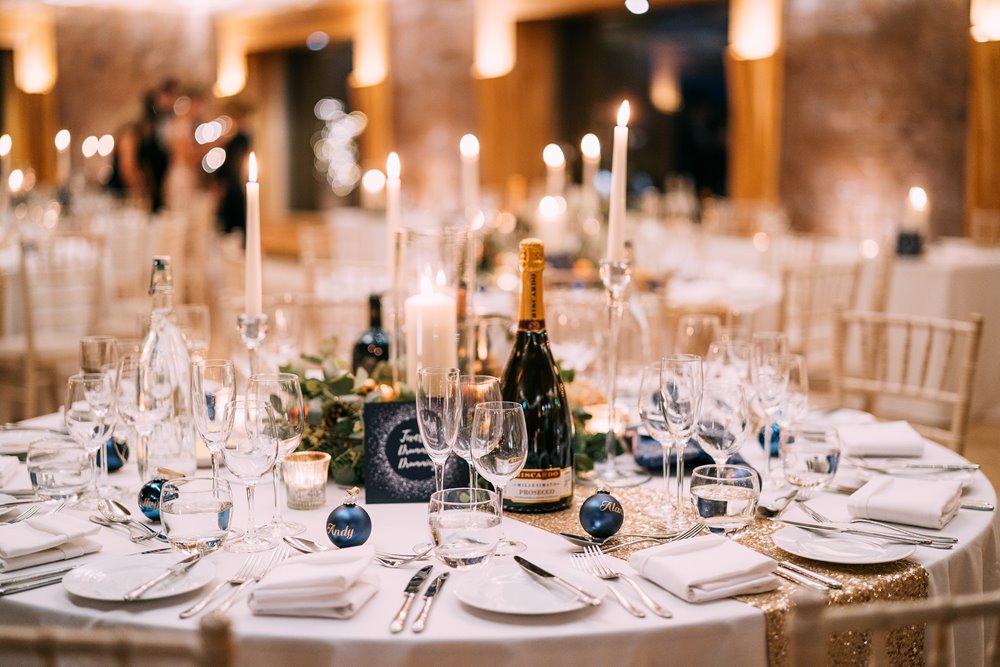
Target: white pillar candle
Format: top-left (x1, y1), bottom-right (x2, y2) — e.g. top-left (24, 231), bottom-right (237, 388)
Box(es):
top-left (55, 129), bottom-right (71, 187)
top-left (404, 274), bottom-right (457, 386)
top-left (607, 101), bottom-right (630, 262)
top-left (543, 143), bottom-right (565, 198)
top-left (245, 152), bottom-right (263, 317)
top-left (459, 134), bottom-right (480, 212)
top-left (580, 133), bottom-right (601, 211)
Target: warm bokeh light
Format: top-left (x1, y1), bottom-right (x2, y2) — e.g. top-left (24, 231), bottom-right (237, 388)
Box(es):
top-left (617, 100), bottom-right (631, 127)
top-left (860, 239), bottom-right (881, 259)
top-left (473, 0), bottom-right (515, 78)
top-left (9, 5), bottom-right (58, 93)
top-left (202, 147), bottom-right (226, 173)
top-left (543, 144), bottom-right (565, 168)
top-left (361, 168), bottom-right (386, 192)
top-left (97, 134), bottom-right (114, 157)
top-left (248, 152), bottom-right (258, 183)
top-left (460, 134), bottom-right (480, 159)
top-left (352, 0), bottom-right (388, 86)
top-left (650, 43), bottom-right (682, 114)
top-left (54, 129), bottom-right (71, 152)
top-left (972, 0), bottom-right (1000, 41)
top-left (0, 134), bottom-right (12, 158)
top-left (81, 136), bottom-right (98, 158)
top-left (538, 195), bottom-right (567, 217)
top-left (386, 152), bottom-right (400, 180)
top-left (729, 0), bottom-right (781, 60)
top-left (580, 134), bottom-right (601, 160)
top-left (8, 169), bottom-right (24, 193)
top-left (909, 186), bottom-right (928, 211)
top-left (195, 120), bottom-right (223, 145)
top-left (624, 0), bottom-right (650, 15)
top-left (215, 34), bottom-right (247, 97)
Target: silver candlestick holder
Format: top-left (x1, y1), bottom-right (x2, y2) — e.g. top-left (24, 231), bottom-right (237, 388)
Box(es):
top-left (237, 313), bottom-right (269, 378)
top-left (582, 258), bottom-right (650, 488)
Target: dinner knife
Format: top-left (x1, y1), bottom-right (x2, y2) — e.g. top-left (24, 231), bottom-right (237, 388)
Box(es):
top-left (0, 573), bottom-right (66, 596)
top-left (122, 552), bottom-right (202, 601)
top-left (775, 566), bottom-right (827, 591)
top-left (513, 556), bottom-right (602, 606)
top-left (775, 520), bottom-right (950, 547)
top-left (411, 572), bottom-right (449, 633)
top-left (777, 561), bottom-right (843, 589)
top-left (0, 565), bottom-right (77, 587)
top-left (389, 565), bottom-right (433, 633)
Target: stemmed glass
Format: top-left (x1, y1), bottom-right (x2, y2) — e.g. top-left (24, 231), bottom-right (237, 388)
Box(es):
top-left (695, 381), bottom-right (750, 466)
top-left (675, 314), bottom-right (722, 356)
top-left (659, 354), bottom-right (704, 526)
top-left (222, 397), bottom-right (280, 552)
top-left (115, 355), bottom-right (173, 484)
top-left (80, 335), bottom-right (119, 375)
top-left (784, 354), bottom-right (810, 425)
top-left (689, 464), bottom-right (761, 535)
top-left (470, 401), bottom-right (528, 556)
top-left (173, 304), bottom-right (211, 361)
top-left (416, 367), bottom-right (461, 495)
top-left (191, 360), bottom-right (237, 488)
top-left (64, 373), bottom-right (115, 504)
top-left (706, 335), bottom-right (750, 383)
top-left (456, 375), bottom-right (502, 490)
top-left (247, 372), bottom-right (306, 538)
top-left (638, 362), bottom-right (677, 523)
top-left (750, 332), bottom-right (790, 475)
top-left (427, 488), bottom-right (502, 569)
top-left (780, 427), bottom-right (840, 499)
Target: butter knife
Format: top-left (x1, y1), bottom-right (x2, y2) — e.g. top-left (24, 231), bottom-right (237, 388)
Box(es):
top-left (411, 572), bottom-right (449, 633)
top-left (122, 553), bottom-right (202, 601)
top-left (389, 565), bottom-right (433, 633)
top-left (514, 556), bottom-right (602, 606)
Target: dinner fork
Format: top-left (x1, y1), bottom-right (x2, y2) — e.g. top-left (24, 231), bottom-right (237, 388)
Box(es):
top-left (579, 545), bottom-right (673, 618)
top-left (795, 500), bottom-right (958, 544)
top-left (212, 546), bottom-right (289, 616)
top-left (3, 504), bottom-right (42, 524)
top-left (179, 553), bottom-right (264, 619)
top-left (570, 551), bottom-right (644, 617)
top-left (599, 522), bottom-right (705, 554)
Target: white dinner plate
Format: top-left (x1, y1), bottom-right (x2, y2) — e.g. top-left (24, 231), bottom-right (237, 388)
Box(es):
top-left (453, 560), bottom-right (603, 615)
top-left (772, 526), bottom-right (915, 565)
top-left (0, 427), bottom-right (66, 456)
top-left (63, 554), bottom-right (215, 601)
top-left (799, 408), bottom-right (875, 430)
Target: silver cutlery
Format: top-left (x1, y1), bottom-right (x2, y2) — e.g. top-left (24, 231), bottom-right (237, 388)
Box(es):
top-left (212, 547), bottom-right (288, 616)
top-left (179, 553), bottom-right (264, 619)
top-left (775, 566), bottom-right (827, 591)
top-left (282, 535), bottom-right (432, 568)
top-left (122, 552), bottom-right (202, 601)
top-left (757, 488), bottom-right (801, 518)
top-left (0, 565), bottom-right (77, 587)
top-left (846, 457), bottom-right (980, 473)
top-left (795, 500), bottom-right (958, 544)
top-left (825, 484), bottom-right (994, 511)
top-left (578, 545), bottom-right (673, 618)
top-left (3, 504), bottom-right (41, 524)
top-left (598, 522), bottom-right (705, 554)
top-left (775, 519), bottom-right (953, 548)
top-left (411, 572), bottom-right (449, 633)
top-left (571, 549), bottom-right (644, 618)
top-left (559, 531), bottom-right (678, 548)
top-left (98, 499), bottom-right (160, 538)
top-left (514, 556), bottom-right (602, 607)
top-left (0, 573), bottom-right (66, 596)
top-left (89, 515), bottom-right (166, 543)
top-left (0, 498), bottom-right (45, 509)
top-left (776, 560), bottom-right (842, 589)
top-left (390, 565), bottom-right (433, 633)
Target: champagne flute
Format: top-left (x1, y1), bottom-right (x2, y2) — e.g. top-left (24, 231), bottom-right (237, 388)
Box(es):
top-left (470, 401), bottom-right (528, 556)
top-left (784, 353), bottom-right (809, 426)
top-left (222, 397), bottom-right (280, 552)
top-left (659, 354), bottom-right (703, 525)
top-left (64, 373), bottom-right (115, 504)
top-left (638, 362), bottom-right (676, 523)
top-left (247, 372), bottom-right (306, 538)
top-left (751, 333), bottom-right (790, 475)
top-left (456, 375), bottom-right (502, 490)
top-left (416, 367), bottom-right (461, 496)
top-left (115, 355), bottom-right (173, 484)
top-left (695, 381), bottom-right (750, 466)
top-left (191, 359), bottom-right (237, 488)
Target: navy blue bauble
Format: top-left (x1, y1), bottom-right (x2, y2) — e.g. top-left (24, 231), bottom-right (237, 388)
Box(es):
top-left (138, 478), bottom-right (165, 522)
top-left (579, 488), bottom-right (625, 539)
top-left (758, 423), bottom-right (780, 458)
top-left (98, 437), bottom-right (129, 473)
top-left (326, 487), bottom-right (372, 548)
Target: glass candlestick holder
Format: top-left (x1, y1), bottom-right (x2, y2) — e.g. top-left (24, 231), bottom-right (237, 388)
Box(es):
top-left (238, 313), bottom-right (269, 377)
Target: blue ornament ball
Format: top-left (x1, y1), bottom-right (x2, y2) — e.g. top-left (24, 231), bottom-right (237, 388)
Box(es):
top-left (579, 488), bottom-right (625, 539)
top-left (138, 478), bottom-right (165, 522)
top-left (326, 487), bottom-right (372, 548)
top-left (758, 423), bottom-right (781, 457)
top-left (98, 437), bottom-right (129, 473)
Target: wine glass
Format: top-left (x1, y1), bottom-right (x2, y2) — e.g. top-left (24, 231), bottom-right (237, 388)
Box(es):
top-left (638, 362), bottom-right (677, 523)
top-left (115, 355), bottom-right (173, 484)
top-left (675, 314), bottom-right (722, 356)
top-left (80, 335), bottom-right (118, 374)
top-left (751, 334), bottom-right (790, 475)
top-left (190, 360), bottom-right (237, 488)
top-left (659, 354), bottom-right (703, 525)
top-left (780, 427), bottom-right (839, 499)
top-left (470, 401), bottom-right (528, 556)
top-left (221, 397), bottom-right (280, 552)
top-left (173, 304), bottom-right (211, 361)
top-left (456, 375), bottom-right (502, 490)
top-left (706, 335), bottom-right (750, 383)
top-left (247, 372), bottom-right (306, 538)
top-left (784, 353), bottom-right (809, 426)
top-left (64, 373), bottom-right (115, 504)
top-left (695, 381), bottom-right (750, 466)
top-left (427, 488), bottom-right (502, 569)
top-left (416, 367), bottom-right (461, 496)
top-left (689, 464), bottom-right (760, 535)
top-left (160, 477), bottom-right (233, 554)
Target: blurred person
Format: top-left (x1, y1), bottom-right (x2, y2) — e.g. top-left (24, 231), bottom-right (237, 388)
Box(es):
top-left (214, 102), bottom-right (251, 236)
top-left (137, 84), bottom-right (173, 212)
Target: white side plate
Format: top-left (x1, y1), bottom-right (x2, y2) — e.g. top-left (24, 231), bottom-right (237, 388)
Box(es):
top-left (453, 560), bottom-right (603, 615)
top-left (63, 554), bottom-right (215, 601)
top-left (772, 526), bottom-right (915, 565)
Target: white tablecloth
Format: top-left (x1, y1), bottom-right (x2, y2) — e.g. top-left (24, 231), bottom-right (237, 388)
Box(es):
top-left (1, 413), bottom-right (997, 666)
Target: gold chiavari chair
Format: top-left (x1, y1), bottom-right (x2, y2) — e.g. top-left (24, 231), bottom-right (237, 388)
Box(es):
top-left (788, 588), bottom-right (1000, 667)
top-left (0, 615), bottom-right (232, 667)
top-left (831, 308), bottom-right (984, 454)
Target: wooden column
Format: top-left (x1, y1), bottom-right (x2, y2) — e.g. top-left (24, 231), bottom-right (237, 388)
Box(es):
top-left (349, 79), bottom-right (393, 169)
top-left (725, 48), bottom-right (783, 203)
top-left (965, 37), bottom-right (1000, 232)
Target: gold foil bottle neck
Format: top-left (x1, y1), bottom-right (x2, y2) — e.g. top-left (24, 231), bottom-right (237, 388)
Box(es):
top-left (519, 239), bottom-right (546, 272)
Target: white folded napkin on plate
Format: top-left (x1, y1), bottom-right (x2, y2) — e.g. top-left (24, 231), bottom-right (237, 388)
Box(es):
top-left (847, 476), bottom-right (963, 529)
top-left (0, 456), bottom-right (18, 485)
top-left (0, 537), bottom-right (102, 572)
top-left (836, 421), bottom-right (925, 458)
top-left (249, 544), bottom-right (378, 619)
top-left (0, 514), bottom-right (100, 559)
top-left (629, 534), bottom-right (779, 603)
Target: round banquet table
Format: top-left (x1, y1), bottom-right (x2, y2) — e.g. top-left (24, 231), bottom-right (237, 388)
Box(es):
top-left (2, 413), bottom-right (999, 667)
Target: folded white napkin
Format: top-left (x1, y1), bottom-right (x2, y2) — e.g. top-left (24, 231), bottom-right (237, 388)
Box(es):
top-left (847, 476), bottom-right (963, 529)
top-left (629, 534), bottom-right (779, 603)
top-left (836, 421), bottom-right (925, 458)
top-left (0, 514), bottom-right (100, 560)
top-left (0, 456), bottom-right (18, 485)
top-left (0, 537), bottom-right (102, 572)
top-left (249, 545), bottom-right (378, 619)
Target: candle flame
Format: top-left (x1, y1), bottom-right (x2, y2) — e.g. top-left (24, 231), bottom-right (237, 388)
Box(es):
top-left (361, 168), bottom-right (386, 193)
top-left (386, 152), bottom-right (400, 179)
top-left (420, 272), bottom-right (434, 294)
top-left (0, 134), bottom-right (11, 157)
top-left (248, 152), bottom-right (258, 183)
top-left (436, 269), bottom-right (447, 287)
top-left (908, 186), bottom-right (927, 211)
top-left (617, 101), bottom-right (630, 127)
top-left (580, 133), bottom-right (601, 160)
top-left (543, 143), bottom-right (565, 168)
top-left (459, 134), bottom-right (480, 159)
top-left (54, 129), bottom-right (70, 151)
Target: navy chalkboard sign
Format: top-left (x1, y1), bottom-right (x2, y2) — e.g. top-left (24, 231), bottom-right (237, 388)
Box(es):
top-left (363, 401), bottom-right (468, 503)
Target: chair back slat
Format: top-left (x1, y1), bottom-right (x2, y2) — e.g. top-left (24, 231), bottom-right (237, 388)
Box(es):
top-left (779, 261), bottom-right (861, 370)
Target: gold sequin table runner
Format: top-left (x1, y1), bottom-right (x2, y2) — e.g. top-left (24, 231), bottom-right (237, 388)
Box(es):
top-left (510, 486), bottom-right (928, 667)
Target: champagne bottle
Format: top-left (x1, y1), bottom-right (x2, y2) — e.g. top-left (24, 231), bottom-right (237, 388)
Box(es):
top-left (352, 293), bottom-right (389, 375)
top-left (500, 239), bottom-right (574, 512)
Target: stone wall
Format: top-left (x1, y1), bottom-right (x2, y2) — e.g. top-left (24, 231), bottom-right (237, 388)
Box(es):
top-left (781, 0), bottom-right (969, 238)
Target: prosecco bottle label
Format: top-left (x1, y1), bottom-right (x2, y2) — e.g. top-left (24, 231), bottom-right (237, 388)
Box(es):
top-left (506, 467), bottom-right (573, 504)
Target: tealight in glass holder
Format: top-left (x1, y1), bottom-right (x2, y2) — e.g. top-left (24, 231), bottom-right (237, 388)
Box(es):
top-left (283, 451), bottom-right (331, 510)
